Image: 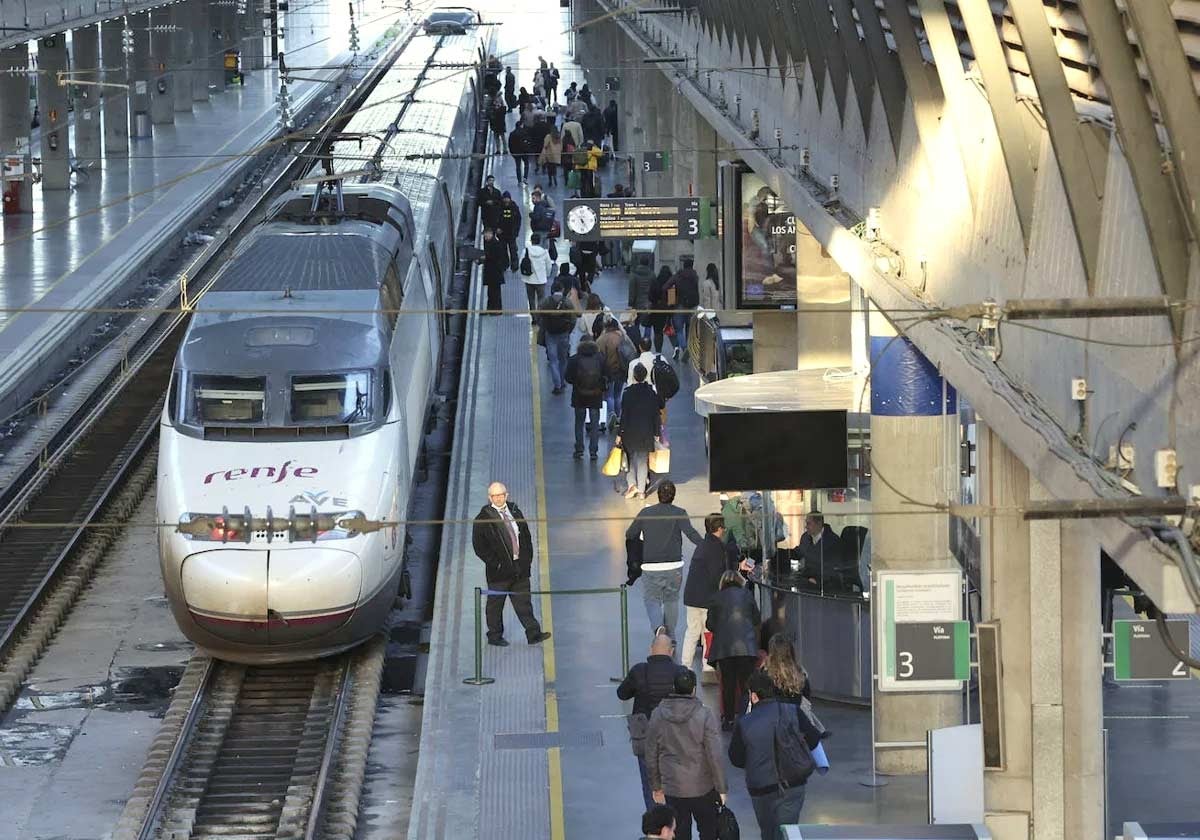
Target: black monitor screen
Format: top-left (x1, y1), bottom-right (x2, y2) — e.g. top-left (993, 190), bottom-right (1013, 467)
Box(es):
top-left (708, 410), bottom-right (848, 492)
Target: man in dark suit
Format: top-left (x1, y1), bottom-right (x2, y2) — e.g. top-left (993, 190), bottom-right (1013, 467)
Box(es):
top-left (471, 481), bottom-right (552, 646)
top-left (795, 511), bottom-right (844, 590)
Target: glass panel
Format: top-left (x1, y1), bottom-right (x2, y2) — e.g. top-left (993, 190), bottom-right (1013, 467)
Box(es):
top-left (291, 371), bottom-right (372, 424)
top-left (191, 374), bottom-right (266, 424)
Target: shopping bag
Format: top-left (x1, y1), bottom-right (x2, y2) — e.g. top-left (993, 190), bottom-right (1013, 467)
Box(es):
top-left (715, 803), bottom-right (740, 840)
top-left (648, 441), bottom-right (670, 473)
top-left (566, 169), bottom-right (581, 190)
top-left (601, 445), bottom-right (624, 476)
top-left (598, 402), bottom-right (608, 430)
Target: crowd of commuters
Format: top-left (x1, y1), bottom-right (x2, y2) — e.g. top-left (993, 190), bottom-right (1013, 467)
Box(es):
top-left (474, 56), bottom-right (830, 840)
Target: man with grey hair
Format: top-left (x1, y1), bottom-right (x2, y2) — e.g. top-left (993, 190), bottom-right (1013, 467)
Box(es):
top-left (472, 481), bottom-right (551, 647)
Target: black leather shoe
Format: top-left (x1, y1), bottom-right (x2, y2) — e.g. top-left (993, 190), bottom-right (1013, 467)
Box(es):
top-left (528, 631), bottom-right (552, 645)
top-left (573, 450), bottom-right (584, 460)
top-left (487, 637), bottom-right (510, 647)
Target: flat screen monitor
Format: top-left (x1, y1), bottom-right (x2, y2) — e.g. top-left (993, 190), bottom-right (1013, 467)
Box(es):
top-left (708, 410), bottom-right (848, 491)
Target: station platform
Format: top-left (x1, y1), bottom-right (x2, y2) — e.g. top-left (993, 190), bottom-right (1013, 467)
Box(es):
top-left (0, 2), bottom-right (399, 416)
top-left (408, 11), bottom-right (925, 837)
top-left (408, 5), bottom-right (1200, 836)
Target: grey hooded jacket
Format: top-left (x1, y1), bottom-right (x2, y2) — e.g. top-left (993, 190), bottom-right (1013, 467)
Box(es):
top-left (645, 695), bottom-right (728, 798)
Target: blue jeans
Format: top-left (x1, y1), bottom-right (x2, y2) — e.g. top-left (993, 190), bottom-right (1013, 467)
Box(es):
top-left (574, 406), bottom-right (600, 455)
top-left (641, 567), bottom-right (682, 638)
top-left (606, 378), bottom-right (624, 420)
top-left (636, 755), bottom-right (653, 811)
top-left (671, 312), bottom-right (690, 355)
top-left (751, 783), bottom-right (807, 838)
top-left (627, 448), bottom-right (649, 493)
top-left (545, 332), bottom-right (570, 390)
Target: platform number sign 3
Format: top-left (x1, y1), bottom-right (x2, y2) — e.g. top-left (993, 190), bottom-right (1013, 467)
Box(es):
top-left (894, 621), bottom-right (970, 682)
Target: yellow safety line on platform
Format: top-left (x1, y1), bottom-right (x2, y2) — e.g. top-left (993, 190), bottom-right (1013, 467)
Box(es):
top-left (530, 328), bottom-right (566, 840)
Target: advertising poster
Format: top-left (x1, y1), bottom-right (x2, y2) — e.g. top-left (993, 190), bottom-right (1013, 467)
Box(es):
top-left (738, 172), bottom-right (798, 308)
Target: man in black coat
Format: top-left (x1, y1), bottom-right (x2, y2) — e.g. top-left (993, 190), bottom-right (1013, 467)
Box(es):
top-left (471, 482), bottom-right (552, 646)
top-left (564, 334), bottom-right (607, 460)
top-left (497, 191), bottom-right (522, 270)
top-left (508, 124), bottom-right (531, 183)
top-left (476, 174), bottom-right (502, 230)
top-left (680, 514), bottom-right (741, 673)
top-left (795, 511), bottom-right (845, 590)
top-left (503, 66), bottom-right (516, 109)
top-left (480, 229), bottom-right (508, 313)
top-left (617, 631), bottom-right (689, 809)
top-left (665, 257), bottom-right (701, 361)
top-left (617, 364), bottom-right (663, 498)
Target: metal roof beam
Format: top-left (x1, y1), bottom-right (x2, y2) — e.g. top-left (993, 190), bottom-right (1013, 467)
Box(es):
top-left (956, 0), bottom-right (1038, 245)
top-left (1075, 0), bottom-right (1189, 340)
top-left (1007, 0), bottom-right (1107, 291)
top-left (829, 0), bottom-right (878, 138)
top-left (850, 0), bottom-right (906, 154)
top-left (1121, 0), bottom-right (1200, 253)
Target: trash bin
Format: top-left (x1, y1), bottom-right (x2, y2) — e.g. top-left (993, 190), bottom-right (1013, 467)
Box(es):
top-left (223, 49), bottom-right (242, 84)
top-left (134, 111), bottom-right (151, 138)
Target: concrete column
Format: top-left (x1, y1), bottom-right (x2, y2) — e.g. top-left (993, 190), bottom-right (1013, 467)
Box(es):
top-left (211, 0), bottom-right (231, 93)
top-left (0, 43), bottom-right (34, 213)
top-left (170, 1), bottom-right (193, 113)
top-left (977, 435), bottom-right (1106, 840)
top-left (36, 35), bottom-right (71, 190)
top-left (148, 7), bottom-right (173, 124)
top-left (101, 19), bottom-right (129, 155)
top-left (128, 11), bottom-right (152, 136)
top-left (978, 424), bottom-right (1034, 839)
top-left (795, 224), bottom-right (850, 370)
top-left (869, 309), bottom-right (962, 773)
top-left (72, 25), bottom-right (103, 164)
top-left (240, 0), bottom-right (265, 72)
top-left (191, 0), bottom-right (210, 102)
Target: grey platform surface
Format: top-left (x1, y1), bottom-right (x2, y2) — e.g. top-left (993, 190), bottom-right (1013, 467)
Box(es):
top-left (0, 490), bottom-right (192, 840)
top-left (0, 3), bottom-right (397, 412)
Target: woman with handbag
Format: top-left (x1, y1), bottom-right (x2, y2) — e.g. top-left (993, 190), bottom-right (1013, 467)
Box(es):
top-left (539, 129), bottom-right (562, 187)
top-left (706, 570), bottom-right (761, 730)
top-left (647, 266), bottom-right (673, 354)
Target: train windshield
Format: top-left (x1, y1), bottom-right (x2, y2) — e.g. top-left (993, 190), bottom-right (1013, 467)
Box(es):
top-left (189, 374), bottom-right (266, 424)
top-left (291, 371), bottom-right (373, 424)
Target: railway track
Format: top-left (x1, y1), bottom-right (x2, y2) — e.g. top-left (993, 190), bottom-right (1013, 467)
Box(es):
top-left (114, 636), bottom-right (385, 840)
top-left (0, 32), bottom-right (415, 714)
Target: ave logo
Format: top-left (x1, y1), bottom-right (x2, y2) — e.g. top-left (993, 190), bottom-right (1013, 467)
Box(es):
top-left (289, 489), bottom-right (348, 508)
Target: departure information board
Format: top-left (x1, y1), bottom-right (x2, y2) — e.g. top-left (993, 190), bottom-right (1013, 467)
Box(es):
top-left (563, 197), bottom-right (704, 241)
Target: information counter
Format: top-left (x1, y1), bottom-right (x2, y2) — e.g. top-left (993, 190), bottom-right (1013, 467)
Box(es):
top-left (756, 573), bottom-right (872, 706)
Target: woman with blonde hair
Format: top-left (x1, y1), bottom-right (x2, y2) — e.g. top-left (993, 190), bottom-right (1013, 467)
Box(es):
top-left (761, 633), bottom-right (810, 703)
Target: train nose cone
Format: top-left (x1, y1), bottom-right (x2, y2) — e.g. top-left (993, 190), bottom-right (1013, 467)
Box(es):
top-left (265, 546), bottom-right (361, 644)
top-left (181, 547), bottom-right (361, 645)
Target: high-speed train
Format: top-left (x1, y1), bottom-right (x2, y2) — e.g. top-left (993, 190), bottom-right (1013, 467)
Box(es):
top-left (156, 23), bottom-right (488, 664)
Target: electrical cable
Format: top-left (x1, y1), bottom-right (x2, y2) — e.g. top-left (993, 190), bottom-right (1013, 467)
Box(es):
top-left (0, 0), bottom-right (653, 247)
top-left (1152, 608), bottom-right (1200, 670)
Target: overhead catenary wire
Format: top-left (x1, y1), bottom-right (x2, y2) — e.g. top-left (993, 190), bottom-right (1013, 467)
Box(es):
top-left (0, 0), bottom-right (653, 248)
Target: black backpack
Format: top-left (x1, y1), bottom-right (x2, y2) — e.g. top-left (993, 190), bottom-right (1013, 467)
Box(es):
top-left (773, 703), bottom-right (816, 788)
top-left (520, 251), bottom-right (533, 276)
top-left (652, 356), bottom-right (679, 400)
top-left (574, 352), bottom-right (605, 396)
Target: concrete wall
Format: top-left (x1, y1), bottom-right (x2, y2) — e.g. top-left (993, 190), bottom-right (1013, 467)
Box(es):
top-left (576, 1), bottom-right (1199, 507)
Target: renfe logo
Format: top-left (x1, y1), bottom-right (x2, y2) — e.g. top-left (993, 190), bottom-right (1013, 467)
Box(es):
top-left (203, 460), bottom-right (318, 485)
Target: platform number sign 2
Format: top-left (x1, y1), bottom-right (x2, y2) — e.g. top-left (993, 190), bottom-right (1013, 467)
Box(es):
top-left (1113, 619), bottom-right (1192, 681)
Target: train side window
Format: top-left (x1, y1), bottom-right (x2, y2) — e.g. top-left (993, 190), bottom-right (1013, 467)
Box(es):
top-left (427, 243), bottom-right (446, 339)
top-left (167, 371), bottom-right (179, 423)
top-left (381, 262), bottom-right (403, 328)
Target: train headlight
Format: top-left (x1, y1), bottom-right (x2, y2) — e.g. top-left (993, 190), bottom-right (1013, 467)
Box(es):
top-left (176, 510), bottom-right (367, 542)
top-left (178, 511), bottom-right (249, 542)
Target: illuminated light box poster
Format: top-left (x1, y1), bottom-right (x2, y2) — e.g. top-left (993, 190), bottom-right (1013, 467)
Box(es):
top-left (738, 172), bottom-right (798, 309)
